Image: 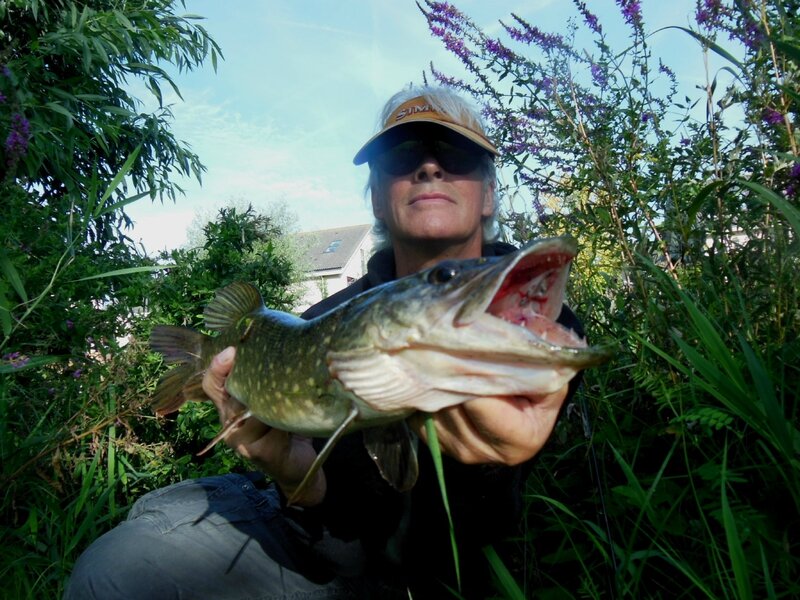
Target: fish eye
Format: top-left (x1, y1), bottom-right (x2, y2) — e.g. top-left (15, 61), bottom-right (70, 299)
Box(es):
top-left (427, 262), bottom-right (460, 284)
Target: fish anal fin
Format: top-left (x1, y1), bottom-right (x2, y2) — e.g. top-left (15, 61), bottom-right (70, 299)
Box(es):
top-left (363, 421), bottom-right (419, 492)
top-left (204, 282), bottom-right (264, 332)
top-left (197, 409), bottom-right (253, 456)
top-left (286, 405), bottom-right (359, 506)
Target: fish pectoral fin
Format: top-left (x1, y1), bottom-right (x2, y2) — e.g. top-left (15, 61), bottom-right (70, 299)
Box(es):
top-left (197, 409), bottom-right (253, 456)
top-left (328, 350), bottom-right (429, 411)
top-left (363, 421), bottom-right (419, 492)
top-left (286, 405), bottom-right (359, 506)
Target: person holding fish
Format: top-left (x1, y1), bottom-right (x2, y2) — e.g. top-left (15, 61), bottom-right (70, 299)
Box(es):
top-left (66, 86), bottom-right (602, 599)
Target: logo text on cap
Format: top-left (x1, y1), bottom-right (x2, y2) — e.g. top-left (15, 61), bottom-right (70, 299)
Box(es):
top-left (395, 104), bottom-right (433, 122)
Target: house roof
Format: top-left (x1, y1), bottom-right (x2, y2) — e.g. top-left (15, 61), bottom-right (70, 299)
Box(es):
top-left (295, 224), bottom-right (373, 273)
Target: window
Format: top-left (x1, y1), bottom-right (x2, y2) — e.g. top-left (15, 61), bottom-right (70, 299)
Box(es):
top-left (323, 239), bottom-right (342, 253)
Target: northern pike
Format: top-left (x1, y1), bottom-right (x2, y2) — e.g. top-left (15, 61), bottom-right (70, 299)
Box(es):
top-left (150, 236), bottom-right (611, 502)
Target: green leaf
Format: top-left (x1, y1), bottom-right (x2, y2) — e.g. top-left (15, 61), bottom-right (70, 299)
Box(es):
top-left (0, 249), bottom-right (28, 303)
top-left (72, 264), bottom-right (174, 282)
top-left (736, 179), bottom-right (800, 234)
top-left (656, 26), bottom-right (743, 71)
top-left (43, 102), bottom-right (75, 128)
top-left (0, 354), bottom-right (64, 374)
top-left (772, 38), bottom-right (800, 64)
top-left (96, 190), bottom-right (151, 218)
top-left (114, 10), bottom-right (135, 31)
top-left (96, 146), bottom-right (142, 211)
top-left (0, 303), bottom-right (12, 337)
top-left (148, 76), bottom-right (163, 107)
top-left (687, 180), bottom-right (728, 223)
top-left (738, 334), bottom-right (797, 457)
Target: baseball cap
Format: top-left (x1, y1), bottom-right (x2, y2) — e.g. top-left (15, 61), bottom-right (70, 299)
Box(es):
top-left (353, 95), bottom-right (499, 165)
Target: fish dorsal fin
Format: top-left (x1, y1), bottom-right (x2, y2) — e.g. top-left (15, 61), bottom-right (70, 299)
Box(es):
top-left (204, 282), bottom-right (264, 332)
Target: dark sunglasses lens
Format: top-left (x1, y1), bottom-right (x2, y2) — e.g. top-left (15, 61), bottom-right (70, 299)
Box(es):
top-left (378, 142), bottom-right (426, 176)
top-left (377, 140), bottom-right (484, 176)
top-left (434, 141), bottom-right (482, 174)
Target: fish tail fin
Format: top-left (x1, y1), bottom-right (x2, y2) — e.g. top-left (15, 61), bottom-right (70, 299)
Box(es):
top-left (150, 325), bottom-right (209, 416)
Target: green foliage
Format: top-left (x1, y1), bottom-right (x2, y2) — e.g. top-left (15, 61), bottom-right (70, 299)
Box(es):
top-left (145, 204), bottom-right (299, 330)
top-left (0, 2), bottom-right (283, 597)
top-left (0, 0), bottom-right (220, 209)
top-left (423, 0), bottom-right (799, 597)
top-left (1, 202), bottom-right (301, 598)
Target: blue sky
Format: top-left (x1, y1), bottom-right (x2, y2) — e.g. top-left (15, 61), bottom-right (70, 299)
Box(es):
top-left (127, 0), bottom-right (701, 253)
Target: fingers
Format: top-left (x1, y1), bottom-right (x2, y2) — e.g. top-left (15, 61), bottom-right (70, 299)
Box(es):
top-left (414, 385), bottom-right (570, 466)
top-left (204, 346), bottom-right (236, 409)
top-left (196, 346), bottom-right (326, 507)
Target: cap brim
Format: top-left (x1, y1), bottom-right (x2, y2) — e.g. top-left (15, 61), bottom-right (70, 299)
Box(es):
top-left (353, 119), bottom-right (499, 165)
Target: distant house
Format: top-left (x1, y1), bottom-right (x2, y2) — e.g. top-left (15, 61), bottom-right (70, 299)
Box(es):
top-left (294, 224), bottom-right (374, 313)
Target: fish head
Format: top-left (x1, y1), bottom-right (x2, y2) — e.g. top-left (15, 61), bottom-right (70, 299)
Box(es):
top-left (328, 236), bottom-right (613, 414)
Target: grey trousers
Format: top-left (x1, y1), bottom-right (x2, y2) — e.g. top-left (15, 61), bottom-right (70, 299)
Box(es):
top-left (64, 473), bottom-right (406, 599)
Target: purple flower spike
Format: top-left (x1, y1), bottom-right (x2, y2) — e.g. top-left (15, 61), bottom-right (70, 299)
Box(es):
top-left (762, 108), bottom-right (784, 126)
top-left (590, 63), bottom-right (607, 87)
top-left (485, 38), bottom-right (514, 62)
top-left (574, 1), bottom-right (602, 35)
top-left (616, 0), bottom-right (642, 28)
top-left (5, 112), bottom-right (31, 162)
top-left (3, 352), bottom-right (30, 369)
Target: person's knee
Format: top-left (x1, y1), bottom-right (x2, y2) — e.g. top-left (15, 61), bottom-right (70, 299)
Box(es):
top-left (64, 522), bottom-right (168, 600)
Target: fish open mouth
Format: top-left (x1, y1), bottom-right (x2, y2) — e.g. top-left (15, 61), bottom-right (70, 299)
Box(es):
top-left (460, 240), bottom-right (587, 349)
top-left (489, 249), bottom-right (573, 322)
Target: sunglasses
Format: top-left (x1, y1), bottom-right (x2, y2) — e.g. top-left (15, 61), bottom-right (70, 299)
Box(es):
top-left (373, 136), bottom-right (487, 176)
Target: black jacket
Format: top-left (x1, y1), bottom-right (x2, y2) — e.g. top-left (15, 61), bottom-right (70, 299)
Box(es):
top-left (292, 242), bottom-right (584, 598)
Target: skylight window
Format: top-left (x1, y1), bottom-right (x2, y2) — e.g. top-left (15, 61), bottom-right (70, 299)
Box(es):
top-left (323, 239), bottom-right (342, 253)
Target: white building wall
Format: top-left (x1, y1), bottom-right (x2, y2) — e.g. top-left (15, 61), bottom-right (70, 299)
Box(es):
top-left (293, 232), bottom-right (374, 313)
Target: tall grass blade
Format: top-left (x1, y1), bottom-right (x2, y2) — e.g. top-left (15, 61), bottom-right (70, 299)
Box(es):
top-left (528, 495), bottom-right (610, 560)
top-left (424, 414), bottom-right (461, 591)
top-left (736, 179), bottom-right (800, 233)
top-left (483, 545), bottom-right (525, 600)
top-left (758, 541), bottom-right (777, 600)
top-left (738, 333), bottom-right (797, 458)
top-left (721, 441), bottom-right (751, 600)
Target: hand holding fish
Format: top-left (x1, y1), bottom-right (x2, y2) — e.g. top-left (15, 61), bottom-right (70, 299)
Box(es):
top-left (203, 346), bottom-right (326, 506)
top-left (412, 385), bottom-right (569, 466)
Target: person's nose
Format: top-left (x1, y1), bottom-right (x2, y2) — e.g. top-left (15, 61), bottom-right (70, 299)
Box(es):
top-left (414, 153), bottom-right (443, 181)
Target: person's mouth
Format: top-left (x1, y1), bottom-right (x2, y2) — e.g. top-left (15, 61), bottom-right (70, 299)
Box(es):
top-left (409, 192), bottom-right (454, 205)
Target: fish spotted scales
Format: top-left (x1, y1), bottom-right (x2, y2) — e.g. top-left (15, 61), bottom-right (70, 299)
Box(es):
top-left (150, 236), bottom-right (613, 503)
